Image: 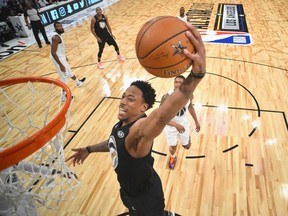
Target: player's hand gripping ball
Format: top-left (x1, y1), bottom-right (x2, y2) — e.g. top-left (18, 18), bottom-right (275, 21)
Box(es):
top-left (135, 16), bottom-right (195, 78)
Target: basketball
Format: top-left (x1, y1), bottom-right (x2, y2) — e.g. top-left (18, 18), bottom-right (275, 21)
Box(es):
top-left (135, 16), bottom-right (194, 78)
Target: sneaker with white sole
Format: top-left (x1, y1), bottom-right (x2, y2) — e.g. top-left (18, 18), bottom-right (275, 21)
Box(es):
top-left (77, 77), bottom-right (86, 87)
top-left (117, 54), bottom-right (125, 62)
top-left (97, 62), bottom-right (104, 69)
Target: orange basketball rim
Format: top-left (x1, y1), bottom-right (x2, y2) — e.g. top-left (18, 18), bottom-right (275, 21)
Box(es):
top-left (0, 77), bottom-right (72, 171)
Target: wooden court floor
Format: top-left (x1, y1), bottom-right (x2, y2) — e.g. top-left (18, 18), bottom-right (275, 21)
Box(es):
top-left (0, 0), bottom-right (288, 215)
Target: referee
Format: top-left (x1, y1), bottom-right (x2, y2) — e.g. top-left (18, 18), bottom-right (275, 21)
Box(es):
top-left (24, 2), bottom-right (50, 48)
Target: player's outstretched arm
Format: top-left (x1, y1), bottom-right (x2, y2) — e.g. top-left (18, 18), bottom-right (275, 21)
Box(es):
top-left (142, 23), bottom-right (205, 136)
top-left (65, 140), bottom-right (109, 166)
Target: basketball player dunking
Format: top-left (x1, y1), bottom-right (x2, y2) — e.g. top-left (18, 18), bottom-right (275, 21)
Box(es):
top-left (66, 23), bottom-right (206, 215)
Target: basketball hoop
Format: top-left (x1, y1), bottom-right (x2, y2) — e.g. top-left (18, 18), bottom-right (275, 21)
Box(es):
top-left (0, 77), bottom-right (80, 212)
top-left (0, 77), bottom-right (72, 170)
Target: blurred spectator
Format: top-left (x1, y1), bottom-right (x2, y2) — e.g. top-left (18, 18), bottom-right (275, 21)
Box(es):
top-left (38, 0), bottom-right (51, 7)
top-left (0, 23), bottom-right (10, 46)
top-left (0, 5), bottom-right (10, 21)
top-left (0, 5), bottom-right (16, 41)
top-left (7, 0), bottom-right (23, 16)
top-left (0, 21), bottom-right (11, 47)
top-left (31, 0), bottom-right (52, 9)
top-left (31, 0), bottom-right (40, 9)
top-left (24, 2), bottom-right (50, 48)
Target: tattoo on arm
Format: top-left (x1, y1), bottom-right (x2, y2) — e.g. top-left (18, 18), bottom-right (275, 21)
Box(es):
top-left (96, 144), bottom-right (109, 152)
top-left (179, 73), bottom-right (194, 99)
top-left (91, 140), bottom-right (109, 152)
top-left (160, 93), bottom-right (169, 106)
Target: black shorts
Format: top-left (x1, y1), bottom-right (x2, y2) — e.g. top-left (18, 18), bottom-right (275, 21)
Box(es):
top-left (119, 172), bottom-right (165, 216)
top-left (101, 35), bottom-right (117, 46)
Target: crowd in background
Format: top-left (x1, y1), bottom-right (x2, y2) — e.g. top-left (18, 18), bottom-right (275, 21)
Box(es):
top-left (0, 0), bottom-right (67, 46)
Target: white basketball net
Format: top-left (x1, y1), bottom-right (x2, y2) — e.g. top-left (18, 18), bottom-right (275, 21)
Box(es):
top-left (0, 80), bottom-right (80, 215)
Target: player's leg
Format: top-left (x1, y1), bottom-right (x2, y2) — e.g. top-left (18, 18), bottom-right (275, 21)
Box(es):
top-left (164, 126), bottom-right (178, 169)
top-left (107, 37), bottom-right (125, 61)
top-left (119, 171), bottom-right (165, 216)
top-left (179, 119), bottom-right (191, 149)
top-left (52, 58), bottom-right (69, 101)
top-left (63, 59), bottom-right (86, 87)
top-left (97, 41), bottom-right (105, 69)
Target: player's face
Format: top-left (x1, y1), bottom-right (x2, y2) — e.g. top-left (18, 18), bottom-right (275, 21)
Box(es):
top-left (180, 8), bottom-right (185, 16)
top-left (96, 8), bottom-right (102, 16)
top-left (118, 86), bottom-right (147, 124)
top-left (55, 23), bottom-right (64, 34)
top-left (174, 77), bottom-right (184, 89)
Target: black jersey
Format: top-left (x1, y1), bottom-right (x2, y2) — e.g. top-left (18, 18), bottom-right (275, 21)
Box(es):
top-left (94, 14), bottom-right (111, 39)
top-left (108, 115), bottom-right (155, 197)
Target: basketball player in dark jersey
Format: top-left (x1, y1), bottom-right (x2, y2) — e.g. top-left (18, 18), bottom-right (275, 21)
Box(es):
top-left (90, 7), bottom-right (125, 69)
top-left (66, 23), bottom-right (206, 216)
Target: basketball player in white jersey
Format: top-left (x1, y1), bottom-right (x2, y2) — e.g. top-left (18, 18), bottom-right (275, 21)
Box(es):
top-left (178, 7), bottom-right (190, 23)
top-left (51, 22), bottom-right (86, 101)
top-left (160, 75), bottom-right (200, 169)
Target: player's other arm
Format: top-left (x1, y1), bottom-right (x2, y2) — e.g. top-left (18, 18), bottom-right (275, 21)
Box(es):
top-left (188, 102), bottom-right (200, 132)
top-left (90, 17), bottom-right (101, 42)
top-left (65, 140), bottom-right (109, 166)
top-left (105, 16), bottom-right (114, 37)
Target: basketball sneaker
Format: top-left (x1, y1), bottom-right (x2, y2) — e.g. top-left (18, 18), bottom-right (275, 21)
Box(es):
top-left (77, 77), bottom-right (86, 87)
top-left (168, 156), bottom-right (176, 169)
top-left (97, 62), bottom-right (104, 69)
top-left (117, 54), bottom-right (125, 62)
top-left (166, 211), bottom-right (176, 216)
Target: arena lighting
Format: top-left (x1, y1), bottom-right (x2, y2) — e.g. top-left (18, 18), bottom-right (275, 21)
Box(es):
top-left (101, 79), bottom-right (111, 96)
top-left (120, 76), bottom-right (138, 92)
top-left (242, 114), bottom-right (250, 121)
top-left (280, 184), bottom-right (288, 200)
top-left (193, 103), bottom-right (203, 109)
top-left (252, 120), bottom-right (260, 128)
top-left (217, 105), bottom-right (228, 112)
top-left (265, 138), bottom-right (277, 145)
